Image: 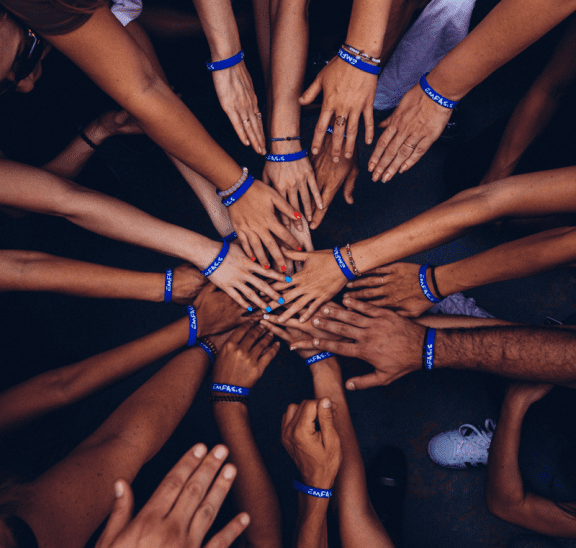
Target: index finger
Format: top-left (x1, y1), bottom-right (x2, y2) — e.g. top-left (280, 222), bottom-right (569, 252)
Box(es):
top-left (225, 322), bottom-right (257, 346)
top-left (295, 399), bottom-right (321, 437)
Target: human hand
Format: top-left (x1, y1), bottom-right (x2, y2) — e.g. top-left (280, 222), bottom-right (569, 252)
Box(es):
top-left (96, 443), bottom-right (249, 548)
top-left (344, 263), bottom-right (434, 317)
top-left (212, 61), bottom-right (266, 155)
top-left (170, 263), bottom-right (208, 304)
top-left (309, 132), bottom-right (359, 230)
top-left (204, 240), bottom-right (289, 311)
top-left (281, 398), bottom-right (342, 489)
top-left (300, 56), bottom-right (378, 162)
top-left (262, 148), bottom-right (322, 229)
top-left (193, 283), bottom-right (250, 337)
top-left (504, 382), bottom-right (554, 409)
top-left (268, 248), bottom-right (349, 323)
top-left (227, 179), bottom-right (303, 269)
top-left (289, 297), bottom-right (425, 390)
top-left (212, 323), bottom-right (280, 389)
top-left (368, 82), bottom-right (453, 183)
top-left (272, 217), bottom-right (314, 275)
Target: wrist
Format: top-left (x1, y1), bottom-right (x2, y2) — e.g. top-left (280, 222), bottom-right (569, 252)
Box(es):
top-left (83, 122), bottom-right (111, 145)
top-left (344, 33), bottom-right (382, 59)
top-left (269, 139), bottom-right (303, 155)
top-left (425, 68), bottom-right (466, 103)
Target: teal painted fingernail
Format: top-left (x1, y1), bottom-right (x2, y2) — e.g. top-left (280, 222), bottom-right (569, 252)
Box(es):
top-left (278, 298), bottom-right (285, 305)
top-left (247, 306), bottom-right (253, 312)
top-left (266, 306), bottom-right (272, 313)
top-left (285, 276), bottom-right (292, 282)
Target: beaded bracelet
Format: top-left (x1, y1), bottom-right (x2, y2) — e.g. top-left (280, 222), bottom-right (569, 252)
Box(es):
top-left (338, 47), bottom-right (381, 75)
top-left (202, 240), bottom-right (230, 277)
top-left (209, 395), bottom-right (249, 404)
top-left (217, 167), bottom-right (249, 197)
top-left (342, 43), bottom-right (381, 65)
top-left (422, 327), bottom-right (436, 371)
top-left (268, 136), bottom-right (301, 142)
top-left (265, 150), bottom-right (308, 162)
top-left (345, 243), bottom-right (361, 277)
top-left (185, 305), bottom-right (197, 347)
top-left (212, 383), bottom-right (250, 396)
top-left (419, 72), bottom-right (458, 109)
top-left (197, 341), bottom-right (216, 364)
top-left (198, 336), bottom-right (218, 358)
top-left (333, 247), bottom-right (356, 281)
top-left (222, 175), bottom-right (255, 207)
top-left (164, 269), bottom-right (173, 303)
top-left (206, 50), bottom-right (244, 71)
top-left (78, 128), bottom-right (100, 150)
top-left (305, 352), bottom-right (335, 366)
top-left (418, 264), bottom-right (443, 304)
top-left (293, 480), bottom-right (332, 498)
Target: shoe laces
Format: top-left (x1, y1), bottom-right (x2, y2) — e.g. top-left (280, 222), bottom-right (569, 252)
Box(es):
top-left (457, 419), bottom-right (496, 450)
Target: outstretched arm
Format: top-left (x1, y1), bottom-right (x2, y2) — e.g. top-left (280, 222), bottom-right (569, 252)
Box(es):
top-left (485, 383), bottom-right (576, 537)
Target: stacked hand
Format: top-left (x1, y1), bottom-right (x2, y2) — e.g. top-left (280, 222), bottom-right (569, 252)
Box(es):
top-left (170, 263), bottom-right (208, 305)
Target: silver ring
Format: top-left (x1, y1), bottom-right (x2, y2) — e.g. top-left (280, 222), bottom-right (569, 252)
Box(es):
top-left (255, 112), bottom-right (262, 119)
top-left (403, 142), bottom-right (416, 149)
top-left (335, 116), bottom-right (347, 127)
top-left (243, 119), bottom-right (250, 124)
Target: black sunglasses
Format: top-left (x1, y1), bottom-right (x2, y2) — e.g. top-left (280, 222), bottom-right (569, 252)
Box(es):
top-left (0, 26), bottom-right (45, 95)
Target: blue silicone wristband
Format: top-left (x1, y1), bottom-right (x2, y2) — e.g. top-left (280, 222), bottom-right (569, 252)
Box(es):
top-left (305, 352), bottom-right (335, 367)
top-left (206, 50), bottom-right (244, 71)
top-left (419, 72), bottom-right (458, 109)
top-left (186, 305), bottom-right (197, 347)
top-left (202, 240), bottom-right (230, 277)
top-left (197, 341), bottom-right (215, 365)
top-left (265, 150), bottom-right (308, 162)
top-left (338, 47), bottom-right (381, 75)
top-left (211, 383), bottom-right (250, 396)
top-left (222, 175), bottom-right (255, 207)
top-left (326, 126), bottom-right (347, 138)
top-left (423, 327), bottom-right (436, 371)
top-left (164, 269), bottom-right (173, 303)
top-left (418, 264), bottom-right (443, 304)
top-left (333, 247), bottom-right (355, 281)
top-left (221, 231), bottom-right (237, 243)
top-left (293, 480), bottom-right (332, 498)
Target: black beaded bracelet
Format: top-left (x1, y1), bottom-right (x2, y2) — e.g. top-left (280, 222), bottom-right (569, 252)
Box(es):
top-left (209, 395), bottom-right (249, 404)
top-left (78, 127), bottom-right (100, 150)
top-left (267, 136), bottom-right (301, 142)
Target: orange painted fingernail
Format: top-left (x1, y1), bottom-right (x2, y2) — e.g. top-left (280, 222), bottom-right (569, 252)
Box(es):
top-left (264, 264), bottom-right (270, 269)
top-left (281, 265), bottom-right (287, 272)
top-left (251, 257), bottom-right (256, 261)
top-left (294, 212), bottom-right (302, 219)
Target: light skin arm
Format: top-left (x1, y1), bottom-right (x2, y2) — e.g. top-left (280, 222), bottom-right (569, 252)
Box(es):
top-left (369, 0), bottom-right (576, 182)
top-left (0, 284), bottom-right (244, 433)
top-left (211, 324), bottom-right (283, 548)
top-left (485, 383), bottom-right (576, 537)
top-left (346, 226), bottom-right (576, 317)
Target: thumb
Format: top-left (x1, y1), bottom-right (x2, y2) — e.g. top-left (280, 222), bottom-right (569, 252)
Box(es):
top-left (299, 76), bottom-right (322, 106)
top-left (346, 373), bottom-right (386, 391)
top-left (96, 480), bottom-right (134, 548)
top-left (317, 397), bottom-right (338, 441)
top-left (281, 247), bottom-right (310, 262)
top-left (343, 170), bottom-right (357, 205)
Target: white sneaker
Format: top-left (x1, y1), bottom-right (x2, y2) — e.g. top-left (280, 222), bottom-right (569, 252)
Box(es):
top-left (428, 419), bottom-right (496, 469)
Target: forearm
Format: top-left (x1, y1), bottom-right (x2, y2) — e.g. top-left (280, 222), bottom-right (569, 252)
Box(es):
top-left (346, 0), bottom-right (391, 57)
top-left (485, 397), bottom-right (529, 509)
top-left (434, 227), bottom-right (576, 297)
top-left (294, 494), bottom-right (329, 548)
top-left (0, 250), bottom-right (164, 301)
top-left (213, 403), bottom-right (283, 548)
top-left (435, 325), bottom-right (576, 382)
top-left (350, 167), bottom-right (576, 273)
top-left (0, 317), bottom-right (189, 433)
top-left (427, 0), bottom-right (576, 101)
top-left (192, 0), bottom-right (242, 59)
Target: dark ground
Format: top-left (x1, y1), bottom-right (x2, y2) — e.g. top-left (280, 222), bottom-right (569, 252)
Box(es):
top-left (1, 1), bottom-right (576, 546)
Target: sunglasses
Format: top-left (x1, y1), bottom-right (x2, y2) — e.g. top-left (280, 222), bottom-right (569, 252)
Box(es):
top-left (0, 26), bottom-right (45, 95)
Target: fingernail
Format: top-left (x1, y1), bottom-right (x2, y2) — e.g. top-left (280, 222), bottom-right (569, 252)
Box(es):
top-left (264, 264), bottom-right (270, 269)
top-left (345, 153), bottom-right (352, 159)
top-left (312, 147), bottom-right (318, 155)
top-left (245, 140), bottom-right (250, 146)
top-left (367, 138), bottom-right (373, 145)
top-left (263, 314), bottom-right (269, 319)
top-left (313, 338), bottom-right (320, 345)
top-left (223, 464), bottom-right (236, 479)
top-left (240, 513), bottom-right (250, 526)
top-left (251, 257), bottom-right (256, 261)
top-left (285, 276), bottom-right (292, 282)
top-left (310, 224), bottom-right (316, 230)
top-left (313, 318), bottom-right (320, 326)
top-left (333, 157), bottom-right (340, 163)
top-left (343, 298), bottom-right (351, 306)
top-left (214, 445), bottom-right (227, 459)
top-left (278, 317), bottom-right (285, 323)
top-left (114, 481), bottom-right (124, 498)
top-left (322, 398), bottom-right (332, 408)
top-left (318, 203), bottom-right (323, 210)
top-left (247, 306), bottom-right (253, 312)
top-left (294, 212), bottom-right (302, 220)
top-left (281, 265), bottom-right (287, 272)
top-left (399, 166), bottom-right (405, 174)
top-left (278, 298), bottom-right (285, 305)
top-left (260, 148), bottom-right (265, 155)
top-left (368, 164), bottom-right (374, 172)
top-left (266, 306), bottom-right (272, 313)
top-left (297, 247), bottom-right (302, 251)
top-left (383, 173), bottom-right (391, 183)
top-left (193, 444), bottom-right (207, 458)
top-left (323, 307), bottom-right (330, 314)
top-left (307, 216), bottom-right (312, 222)
top-left (343, 293), bottom-right (349, 298)
top-left (297, 224), bottom-right (303, 232)
top-left (290, 346), bottom-right (296, 351)
top-left (347, 381), bottom-right (356, 390)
